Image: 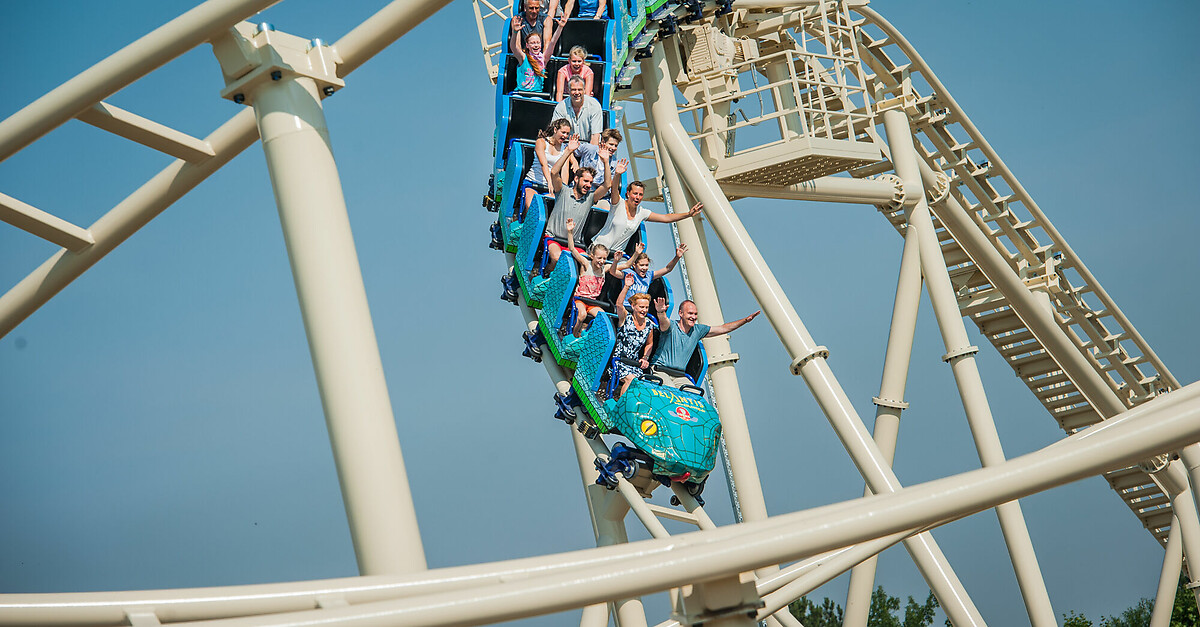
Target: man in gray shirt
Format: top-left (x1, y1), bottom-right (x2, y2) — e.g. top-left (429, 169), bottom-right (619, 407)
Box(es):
top-left (543, 135), bottom-right (626, 272)
top-left (553, 76), bottom-right (604, 145)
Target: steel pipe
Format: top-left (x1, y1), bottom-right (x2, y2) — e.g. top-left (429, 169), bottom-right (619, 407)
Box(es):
top-left (884, 108), bottom-right (1056, 625)
top-left (0, 0), bottom-right (454, 339)
top-left (0, 0), bottom-right (278, 164)
top-left (6, 384), bottom-right (1200, 625)
top-left (132, 384), bottom-right (1200, 626)
top-left (641, 44), bottom-right (986, 626)
top-left (844, 182), bottom-right (923, 626)
top-left (719, 177), bottom-right (899, 205)
top-left (1151, 519), bottom-right (1182, 627)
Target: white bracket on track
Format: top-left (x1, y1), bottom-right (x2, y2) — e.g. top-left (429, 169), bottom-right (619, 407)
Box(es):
top-left (675, 571), bottom-right (764, 625)
top-left (1018, 254), bottom-right (1064, 297)
top-left (211, 22), bottom-right (344, 105)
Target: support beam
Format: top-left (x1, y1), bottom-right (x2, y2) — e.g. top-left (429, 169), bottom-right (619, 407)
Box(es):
top-left (0, 0), bottom-right (453, 339)
top-left (1151, 519), bottom-right (1183, 627)
top-left (235, 38), bottom-right (422, 573)
top-left (0, 109), bottom-right (260, 340)
top-left (5, 385), bottom-right (1200, 626)
top-left (884, 108), bottom-right (1056, 626)
top-left (0, 0), bottom-right (278, 164)
top-left (571, 430), bottom-right (650, 627)
top-left (77, 101), bottom-right (216, 162)
top-left (760, 529), bottom-right (910, 622)
top-left (844, 186), bottom-right (923, 626)
top-left (642, 44), bottom-right (987, 627)
top-left (719, 176), bottom-right (899, 205)
top-left (25, 381), bottom-right (1198, 627)
top-left (914, 158), bottom-right (1200, 598)
top-left (644, 84), bottom-right (772, 531)
top-left (0, 192), bottom-right (95, 251)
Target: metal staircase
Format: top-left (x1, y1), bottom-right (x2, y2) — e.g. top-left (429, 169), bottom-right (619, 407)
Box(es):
top-left (851, 7), bottom-right (1180, 545)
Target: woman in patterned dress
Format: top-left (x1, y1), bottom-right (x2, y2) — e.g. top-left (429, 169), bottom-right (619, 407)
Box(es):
top-left (611, 273), bottom-right (660, 399)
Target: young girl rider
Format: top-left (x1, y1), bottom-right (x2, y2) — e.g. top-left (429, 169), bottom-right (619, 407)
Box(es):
top-left (611, 273), bottom-right (659, 399)
top-left (555, 45), bottom-right (594, 102)
top-left (520, 118), bottom-right (571, 220)
top-left (620, 244), bottom-right (687, 309)
top-left (511, 17), bottom-right (563, 93)
top-left (564, 218), bottom-right (635, 337)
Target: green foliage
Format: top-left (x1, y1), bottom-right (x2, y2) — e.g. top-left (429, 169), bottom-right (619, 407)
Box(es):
top-left (1062, 610), bottom-right (1093, 627)
top-left (789, 586), bottom-right (942, 627)
top-left (789, 596), bottom-right (843, 627)
top-left (1172, 576), bottom-right (1199, 626)
top-left (1098, 598), bottom-right (1150, 627)
top-left (869, 586), bottom-right (902, 627)
top-left (904, 592), bottom-right (940, 627)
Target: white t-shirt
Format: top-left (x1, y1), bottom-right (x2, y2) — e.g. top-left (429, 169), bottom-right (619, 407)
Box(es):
top-left (592, 204), bottom-right (652, 252)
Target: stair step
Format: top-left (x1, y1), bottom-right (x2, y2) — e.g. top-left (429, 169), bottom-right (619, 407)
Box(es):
top-left (1011, 353), bottom-right (1060, 378)
top-left (975, 310), bottom-right (1026, 336)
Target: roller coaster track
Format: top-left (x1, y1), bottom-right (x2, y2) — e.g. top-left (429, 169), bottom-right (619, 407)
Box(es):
top-left (2, 1), bottom-right (1198, 625)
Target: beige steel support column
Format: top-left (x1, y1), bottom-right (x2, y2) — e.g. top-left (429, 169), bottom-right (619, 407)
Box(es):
top-left (883, 109), bottom-right (1056, 625)
top-left (643, 75), bottom-right (771, 530)
top-left (570, 431), bottom-right (650, 627)
top-left (1151, 519), bottom-right (1183, 627)
top-left (843, 196), bottom-right (923, 626)
top-left (760, 62), bottom-right (803, 141)
top-left (570, 422), bottom-right (626, 627)
top-left (1146, 462), bottom-right (1200, 605)
top-left (1176, 446), bottom-right (1200, 529)
top-left (913, 158), bottom-right (1200, 597)
top-left (641, 45), bottom-right (986, 626)
top-left (245, 70), bottom-right (423, 575)
top-left (514, 286), bottom-right (642, 627)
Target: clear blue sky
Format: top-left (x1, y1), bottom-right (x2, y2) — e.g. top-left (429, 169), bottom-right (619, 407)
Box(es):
top-left (1, 1), bottom-right (1197, 624)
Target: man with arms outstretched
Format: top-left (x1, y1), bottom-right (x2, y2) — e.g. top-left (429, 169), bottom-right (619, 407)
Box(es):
top-left (650, 298), bottom-right (760, 387)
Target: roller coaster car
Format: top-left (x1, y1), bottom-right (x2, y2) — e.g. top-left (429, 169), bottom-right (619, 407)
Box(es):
top-left (603, 375), bottom-right (721, 485)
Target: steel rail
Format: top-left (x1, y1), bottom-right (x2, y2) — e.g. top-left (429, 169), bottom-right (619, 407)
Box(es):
top-left (0, 0), bottom-right (279, 164)
top-left (0, 0), bottom-right (452, 339)
top-left (99, 386), bottom-right (1200, 626)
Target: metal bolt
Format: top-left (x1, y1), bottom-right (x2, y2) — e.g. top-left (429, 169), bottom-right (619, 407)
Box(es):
top-left (271, 70), bottom-right (282, 81)
top-left (323, 86), bottom-right (335, 97)
top-left (233, 93), bottom-right (245, 104)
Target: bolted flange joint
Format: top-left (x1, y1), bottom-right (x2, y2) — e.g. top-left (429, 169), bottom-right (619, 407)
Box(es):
top-left (790, 346), bottom-right (830, 375)
top-left (874, 173), bottom-right (905, 212)
top-left (925, 170), bottom-right (951, 205)
top-left (942, 344), bottom-right (979, 363)
top-left (1137, 453), bottom-right (1171, 475)
top-left (872, 396), bottom-right (910, 411)
top-left (211, 21), bottom-right (344, 106)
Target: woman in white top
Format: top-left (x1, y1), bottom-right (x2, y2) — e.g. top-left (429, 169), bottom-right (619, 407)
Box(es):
top-left (522, 118), bottom-right (571, 219)
top-left (591, 180), bottom-right (703, 254)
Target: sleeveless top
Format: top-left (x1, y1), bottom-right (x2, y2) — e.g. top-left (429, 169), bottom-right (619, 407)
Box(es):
top-left (574, 269), bottom-right (605, 299)
top-left (517, 51), bottom-right (546, 92)
top-left (593, 204), bottom-right (652, 252)
top-left (525, 140), bottom-right (564, 187)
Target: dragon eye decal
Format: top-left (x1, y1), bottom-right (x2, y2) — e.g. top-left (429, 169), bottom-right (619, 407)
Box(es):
top-left (640, 419), bottom-right (658, 436)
